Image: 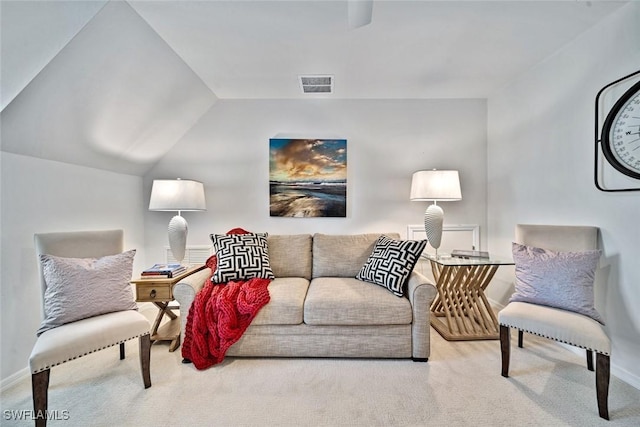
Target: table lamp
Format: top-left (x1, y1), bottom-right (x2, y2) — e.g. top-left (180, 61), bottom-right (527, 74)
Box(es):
top-left (149, 179), bottom-right (206, 264)
top-left (410, 170), bottom-right (462, 258)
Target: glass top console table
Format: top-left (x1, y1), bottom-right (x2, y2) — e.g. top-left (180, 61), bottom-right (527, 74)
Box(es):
top-left (423, 254), bottom-right (514, 341)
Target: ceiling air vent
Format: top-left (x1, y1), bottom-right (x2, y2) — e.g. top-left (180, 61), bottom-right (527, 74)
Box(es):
top-left (299, 75), bottom-right (333, 94)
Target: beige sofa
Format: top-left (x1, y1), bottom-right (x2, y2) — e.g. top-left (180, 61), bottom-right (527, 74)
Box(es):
top-left (174, 233), bottom-right (437, 361)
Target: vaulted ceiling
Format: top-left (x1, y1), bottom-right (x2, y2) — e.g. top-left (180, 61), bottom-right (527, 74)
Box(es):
top-left (0, 0), bottom-right (628, 175)
top-left (127, 0), bottom-right (628, 99)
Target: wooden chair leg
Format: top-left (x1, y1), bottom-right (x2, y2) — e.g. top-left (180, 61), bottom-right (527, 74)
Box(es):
top-left (32, 369), bottom-right (50, 427)
top-left (120, 342), bottom-right (125, 360)
top-left (139, 334), bottom-right (152, 389)
top-left (596, 353), bottom-right (610, 420)
top-left (500, 325), bottom-right (510, 377)
top-left (586, 350), bottom-right (594, 371)
top-left (518, 330), bottom-right (524, 348)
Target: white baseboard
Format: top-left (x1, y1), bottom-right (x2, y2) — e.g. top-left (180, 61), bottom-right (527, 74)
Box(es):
top-left (611, 362), bottom-right (640, 390)
top-left (490, 298), bottom-right (507, 311)
top-left (1, 367), bottom-right (29, 393)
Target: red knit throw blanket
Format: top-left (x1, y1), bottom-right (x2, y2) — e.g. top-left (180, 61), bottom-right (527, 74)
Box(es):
top-left (181, 229), bottom-right (271, 370)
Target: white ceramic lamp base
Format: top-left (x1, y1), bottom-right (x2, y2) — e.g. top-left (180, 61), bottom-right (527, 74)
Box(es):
top-left (168, 215), bottom-right (188, 264)
top-left (424, 203), bottom-right (444, 256)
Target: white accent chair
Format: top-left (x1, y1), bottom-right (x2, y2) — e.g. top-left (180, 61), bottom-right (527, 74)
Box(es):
top-left (498, 224), bottom-right (610, 420)
top-left (30, 230), bottom-right (151, 427)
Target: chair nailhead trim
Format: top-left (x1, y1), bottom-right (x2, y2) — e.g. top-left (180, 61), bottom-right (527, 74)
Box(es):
top-left (32, 333), bottom-right (150, 373)
top-left (499, 323), bottom-right (610, 356)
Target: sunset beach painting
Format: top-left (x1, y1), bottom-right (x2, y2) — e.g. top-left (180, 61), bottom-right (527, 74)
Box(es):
top-left (270, 138), bottom-right (347, 217)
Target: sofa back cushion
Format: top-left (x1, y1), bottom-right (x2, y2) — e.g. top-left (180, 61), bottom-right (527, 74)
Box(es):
top-left (312, 233), bottom-right (401, 278)
top-left (267, 234), bottom-right (312, 279)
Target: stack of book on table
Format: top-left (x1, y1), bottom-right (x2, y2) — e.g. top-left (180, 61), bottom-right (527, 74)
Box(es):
top-left (141, 263), bottom-right (187, 279)
top-left (451, 249), bottom-right (490, 259)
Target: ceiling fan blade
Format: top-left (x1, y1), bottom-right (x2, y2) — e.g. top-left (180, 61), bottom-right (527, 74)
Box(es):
top-left (348, 0), bottom-right (373, 29)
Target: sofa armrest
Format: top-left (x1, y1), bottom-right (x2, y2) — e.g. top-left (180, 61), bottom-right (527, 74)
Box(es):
top-left (406, 270), bottom-right (437, 360)
top-left (173, 268), bottom-right (211, 344)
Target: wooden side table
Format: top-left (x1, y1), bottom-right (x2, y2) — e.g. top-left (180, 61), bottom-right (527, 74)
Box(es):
top-left (131, 264), bottom-right (205, 352)
top-left (425, 255), bottom-right (513, 341)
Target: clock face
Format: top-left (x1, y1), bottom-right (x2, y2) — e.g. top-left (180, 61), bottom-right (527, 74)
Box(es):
top-left (602, 80), bottom-right (640, 179)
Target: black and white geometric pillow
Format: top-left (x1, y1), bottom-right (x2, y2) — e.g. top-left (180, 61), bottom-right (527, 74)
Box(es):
top-left (210, 233), bottom-right (274, 283)
top-left (356, 235), bottom-right (427, 297)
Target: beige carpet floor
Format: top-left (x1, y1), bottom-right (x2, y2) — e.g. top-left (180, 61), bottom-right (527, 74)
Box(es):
top-left (2, 328), bottom-right (640, 427)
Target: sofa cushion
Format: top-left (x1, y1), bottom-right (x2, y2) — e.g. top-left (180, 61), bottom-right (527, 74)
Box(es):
top-left (312, 233), bottom-right (401, 278)
top-left (267, 234), bottom-right (312, 279)
top-left (304, 277), bottom-right (412, 326)
top-left (210, 233), bottom-right (274, 283)
top-left (251, 277), bottom-right (309, 326)
top-left (356, 235), bottom-right (427, 297)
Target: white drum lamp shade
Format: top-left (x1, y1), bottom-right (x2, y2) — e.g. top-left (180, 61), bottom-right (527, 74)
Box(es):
top-left (410, 170), bottom-right (461, 256)
top-left (149, 179), bottom-right (206, 264)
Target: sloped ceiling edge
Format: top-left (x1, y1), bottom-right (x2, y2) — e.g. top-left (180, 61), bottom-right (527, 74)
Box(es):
top-left (1, 0), bottom-right (217, 176)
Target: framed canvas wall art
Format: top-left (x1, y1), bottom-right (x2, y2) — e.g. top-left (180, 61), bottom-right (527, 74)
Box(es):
top-left (269, 138), bottom-right (347, 217)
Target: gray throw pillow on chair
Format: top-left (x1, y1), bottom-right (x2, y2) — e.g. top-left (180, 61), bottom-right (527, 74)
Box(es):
top-left (510, 242), bottom-right (603, 324)
top-left (38, 249), bottom-right (138, 336)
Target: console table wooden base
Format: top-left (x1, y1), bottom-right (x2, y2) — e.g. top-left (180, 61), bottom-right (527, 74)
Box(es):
top-left (150, 301), bottom-right (181, 352)
top-left (429, 260), bottom-right (502, 341)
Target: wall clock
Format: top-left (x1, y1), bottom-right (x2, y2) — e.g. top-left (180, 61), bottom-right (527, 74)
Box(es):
top-left (595, 70), bottom-right (640, 192)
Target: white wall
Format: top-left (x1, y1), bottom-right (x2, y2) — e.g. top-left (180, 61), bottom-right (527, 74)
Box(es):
top-left (143, 99), bottom-right (488, 266)
top-left (487, 2), bottom-right (640, 386)
top-left (0, 152), bottom-right (145, 381)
